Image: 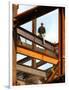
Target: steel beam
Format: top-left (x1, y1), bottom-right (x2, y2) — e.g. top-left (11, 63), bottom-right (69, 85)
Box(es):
top-left (16, 64), bottom-right (47, 78)
top-left (48, 75), bottom-right (65, 83)
top-left (58, 7), bottom-right (65, 76)
top-left (17, 42), bottom-right (57, 59)
top-left (17, 27), bottom-right (55, 51)
top-left (17, 56), bottom-right (46, 67)
top-left (17, 57), bottom-right (46, 67)
top-left (14, 6), bottom-right (58, 25)
top-left (17, 46), bottom-right (58, 65)
top-left (36, 61), bottom-right (46, 67)
top-left (17, 56), bottom-right (31, 64)
top-left (47, 66), bottom-right (58, 82)
top-left (61, 8), bottom-right (65, 75)
top-left (12, 4), bottom-right (19, 85)
top-left (32, 19), bottom-right (36, 68)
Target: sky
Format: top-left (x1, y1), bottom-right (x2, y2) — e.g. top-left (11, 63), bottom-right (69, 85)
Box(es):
top-left (17, 4), bottom-right (59, 70)
top-left (18, 4), bottom-right (58, 43)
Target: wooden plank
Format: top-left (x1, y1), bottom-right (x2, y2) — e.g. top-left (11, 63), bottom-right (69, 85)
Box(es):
top-left (17, 46), bottom-right (58, 65)
top-left (17, 27), bottom-right (55, 51)
top-left (16, 64), bottom-right (47, 78)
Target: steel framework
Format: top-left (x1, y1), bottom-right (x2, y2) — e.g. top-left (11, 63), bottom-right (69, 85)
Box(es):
top-left (12, 4), bottom-right (65, 85)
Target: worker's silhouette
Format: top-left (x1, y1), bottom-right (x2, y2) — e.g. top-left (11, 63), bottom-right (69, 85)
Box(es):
top-left (38, 23), bottom-right (46, 44)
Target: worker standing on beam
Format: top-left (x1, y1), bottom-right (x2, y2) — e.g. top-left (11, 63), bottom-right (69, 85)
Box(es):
top-left (38, 23), bottom-right (46, 44)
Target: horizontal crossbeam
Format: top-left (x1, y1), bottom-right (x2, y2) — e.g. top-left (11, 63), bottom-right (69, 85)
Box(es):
top-left (17, 46), bottom-right (58, 65)
top-left (16, 64), bottom-right (47, 78)
top-left (17, 27), bottom-right (56, 51)
top-left (17, 42), bottom-right (57, 58)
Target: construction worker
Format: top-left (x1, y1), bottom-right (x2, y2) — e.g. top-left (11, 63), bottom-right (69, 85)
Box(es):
top-left (38, 23), bottom-right (46, 44)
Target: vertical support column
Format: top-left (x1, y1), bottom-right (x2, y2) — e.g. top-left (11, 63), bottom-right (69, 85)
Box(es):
top-left (12, 4), bottom-right (19, 85)
top-left (12, 36), bottom-right (16, 85)
top-left (58, 8), bottom-right (61, 76)
top-left (58, 7), bottom-right (65, 76)
top-left (32, 19), bottom-right (36, 68)
top-left (61, 8), bottom-right (65, 75)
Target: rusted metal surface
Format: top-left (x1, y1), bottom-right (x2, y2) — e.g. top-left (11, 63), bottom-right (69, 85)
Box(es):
top-left (58, 7), bottom-right (65, 76)
top-left (16, 64), bottom-right (47, 78)
top-left (32, 19), bottom-right (36, 68)
top-left (48, 75), bottom-right (65, 83)
top-left (17, 42), bottom-right (57, 59)
top-left (16, 55), bottom-right (46, 67)
top-left (13, 5), bottom-right (65, 84)
top-left (47, 66), bottom-right (58, 82)
top-left (17, 27), bottom-right (55, 51)
top-left (12, 4), bottom-right (19, 85)
top-left (61, 8), bottom-right (65, 75)
top-left (14, 6), bottom-right (58, 26)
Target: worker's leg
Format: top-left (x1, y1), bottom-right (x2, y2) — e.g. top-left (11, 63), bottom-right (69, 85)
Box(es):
top-left (42, 34), bottom-right (45, 44)
top-left (43, 38), bottom-right (45, 44)
top-left (38, 34), bottom-right (45, 44)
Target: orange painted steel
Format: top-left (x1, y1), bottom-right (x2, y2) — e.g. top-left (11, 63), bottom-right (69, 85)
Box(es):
top-left (17, 46), bottom-right (58, 65)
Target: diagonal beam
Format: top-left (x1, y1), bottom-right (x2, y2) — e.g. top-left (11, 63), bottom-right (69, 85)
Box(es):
top-left (14, 6), bottom-right (58, 25)
top-left (17, 46), bottom-right (58, 65)
top-left (17, 56), bottom-right (31, 64)
top-left (17, 56), bottom-right (46, 67)
top-left (36, 61), bottom-right (46, 67)
top-left (47, 66), bottom-right (58, 82)
top-left (48, 75), bottom-right (65, 83)
top-left (16, 64), bottom-right (47, 78)
top-left (16, 71), bottom-right (24, 76)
